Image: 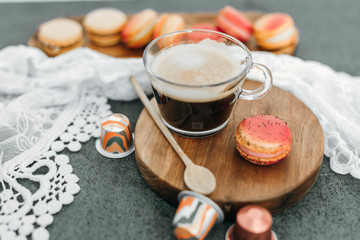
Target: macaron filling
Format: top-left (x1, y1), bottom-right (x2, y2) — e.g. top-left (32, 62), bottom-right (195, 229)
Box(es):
top-left (40, 39), bottom-right (83, 52)
top-left (128, 18), bottom-right (157, 46)
top-left (87, 32), bottom-right (121, 38)
top-left (83, 8), bottom-right (127, 34)
top-left (237, 142), bottom-right (285, 159)
top-left (262, 26), bottom-right (295, 44)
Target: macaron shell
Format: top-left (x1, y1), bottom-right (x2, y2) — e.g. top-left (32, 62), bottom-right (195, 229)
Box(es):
top-left (152, 14), bottom-right (169, 39)
top-left (240, 115), bottom-right (291, 144)
top-left (219, 6), bottom-right (253, 33)
top-left (125, 19), bottom-right (157, 48)
top-left (254, 13), bottom-right (295, 39)
top-left (83, 8), bottom-right (127, 35)
top-left (216, 14), bottom-right (252, 42)
top-left (153, 14), bottom-right (185, 39)
top-left (260, 13), bottom-right (293, 31)
top-left (38, 18), bottom-right (83, 47)
top-left (121, 9), bottom-right (158, 46)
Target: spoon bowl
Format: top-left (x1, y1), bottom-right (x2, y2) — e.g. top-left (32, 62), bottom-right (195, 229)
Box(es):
top-left (184, 164), bottom-right (216, 195)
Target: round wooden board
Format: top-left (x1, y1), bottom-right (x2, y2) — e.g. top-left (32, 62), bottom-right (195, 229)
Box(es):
top-left (134, 80), bottom-right (323, 220)
top-left (27, 12), bottom-right (298, 58)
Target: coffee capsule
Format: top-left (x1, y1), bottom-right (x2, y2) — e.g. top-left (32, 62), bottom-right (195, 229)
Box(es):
top-left (172, 191), bottom-right (224, 240)
top-left (225, 205), bottom-right (278, 240)
top-left (95, 113), bottom-right (135, 158)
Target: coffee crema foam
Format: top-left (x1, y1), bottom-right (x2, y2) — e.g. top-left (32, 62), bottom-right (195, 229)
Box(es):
top-left (151, 39), bottom-right (245, 102)
top-left (152, 39), bottom-right (242, 85)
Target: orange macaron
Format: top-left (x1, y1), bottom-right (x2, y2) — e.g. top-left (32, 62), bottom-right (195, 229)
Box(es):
top-left (254, 13), bottom-right (299, 51)
top-left (235, 114), bottom-right (292, 165)
top-left (121, 9), bottom-right (158, 48)
top-left (152, 13), bottom-right (185, 39)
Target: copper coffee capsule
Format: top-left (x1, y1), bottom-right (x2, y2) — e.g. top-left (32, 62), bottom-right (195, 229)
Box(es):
top-left (225, 205), bottom-right (277, 240)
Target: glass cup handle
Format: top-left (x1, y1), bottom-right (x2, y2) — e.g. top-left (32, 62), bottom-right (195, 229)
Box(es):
top-left (238, 63), bottom-right (273, 100)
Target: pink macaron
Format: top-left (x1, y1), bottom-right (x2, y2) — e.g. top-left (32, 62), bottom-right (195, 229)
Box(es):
top-left (235, 114), bottom-right (292, 165)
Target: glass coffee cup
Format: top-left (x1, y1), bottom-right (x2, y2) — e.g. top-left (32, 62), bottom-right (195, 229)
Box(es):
top-left (143, 29), bottom-right (272, 137)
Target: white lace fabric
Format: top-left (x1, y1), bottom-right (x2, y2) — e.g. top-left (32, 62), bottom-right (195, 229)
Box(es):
top-left (0, 45), bottom-right (359, 239)
top-left (251, 52), bottom-right (360, 178)
top-left (0, 46), bottom-right (151, 240)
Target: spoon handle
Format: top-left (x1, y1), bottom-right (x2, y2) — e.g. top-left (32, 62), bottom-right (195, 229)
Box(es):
top-left (130, 77), bottom-right (193, 167)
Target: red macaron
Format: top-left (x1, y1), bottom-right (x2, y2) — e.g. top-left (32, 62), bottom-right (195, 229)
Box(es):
top-left (216, 5), bottom-right (254, 42)
top-left (235, 114), bottom-right (292, 165)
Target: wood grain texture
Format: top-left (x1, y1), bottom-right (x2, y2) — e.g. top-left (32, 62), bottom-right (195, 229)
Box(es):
top-left (130, 76), bottom-right (216, 195)
top-left (27, 12), bottom-right (298, 58)
top-left (134, 80), bottom-right (324, 219)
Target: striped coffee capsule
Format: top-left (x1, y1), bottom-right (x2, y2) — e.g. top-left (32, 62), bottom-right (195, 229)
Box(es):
top-left (172, 191), bottom-right (224, 240)
top-left (95, 113), bottom-right (135, 158)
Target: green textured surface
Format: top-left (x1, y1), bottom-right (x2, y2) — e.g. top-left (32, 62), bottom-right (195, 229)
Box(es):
top-left (0, 0), bottom-right (360, 239)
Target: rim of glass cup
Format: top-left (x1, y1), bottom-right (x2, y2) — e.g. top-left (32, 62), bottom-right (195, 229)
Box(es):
top-left (143, 29), bottom-right (252, 88)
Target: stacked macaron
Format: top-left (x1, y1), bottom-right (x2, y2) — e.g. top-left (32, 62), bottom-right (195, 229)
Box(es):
top-left (83, 8), bottom-right (127, 46)
top-left (235, 114), bottom-right (292, 165)
top-left (36, 6), bottom-right (299, 55)
top-left (37, 18), bottom-right (84, 56)
top-left (254, 13), bottom-right (299, 52)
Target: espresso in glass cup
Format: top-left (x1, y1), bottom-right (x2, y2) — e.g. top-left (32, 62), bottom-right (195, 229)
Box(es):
top-left (143, 29), bottom-right (273, 137)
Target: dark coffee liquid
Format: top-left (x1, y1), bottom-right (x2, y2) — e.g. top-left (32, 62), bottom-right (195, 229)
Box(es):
top-left (150, 40), bottom-right (244, 134)
top-left (153, 87), bottom-right (238, 132)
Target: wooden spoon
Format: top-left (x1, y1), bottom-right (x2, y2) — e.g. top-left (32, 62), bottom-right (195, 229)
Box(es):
top-left (130, 77), bottom-right (216, 195)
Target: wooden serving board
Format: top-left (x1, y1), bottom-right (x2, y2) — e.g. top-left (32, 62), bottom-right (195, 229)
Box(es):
top-left (134, 80), bottom-right (323, 220)
top-left (27, 12), bottom-right (298, 58)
